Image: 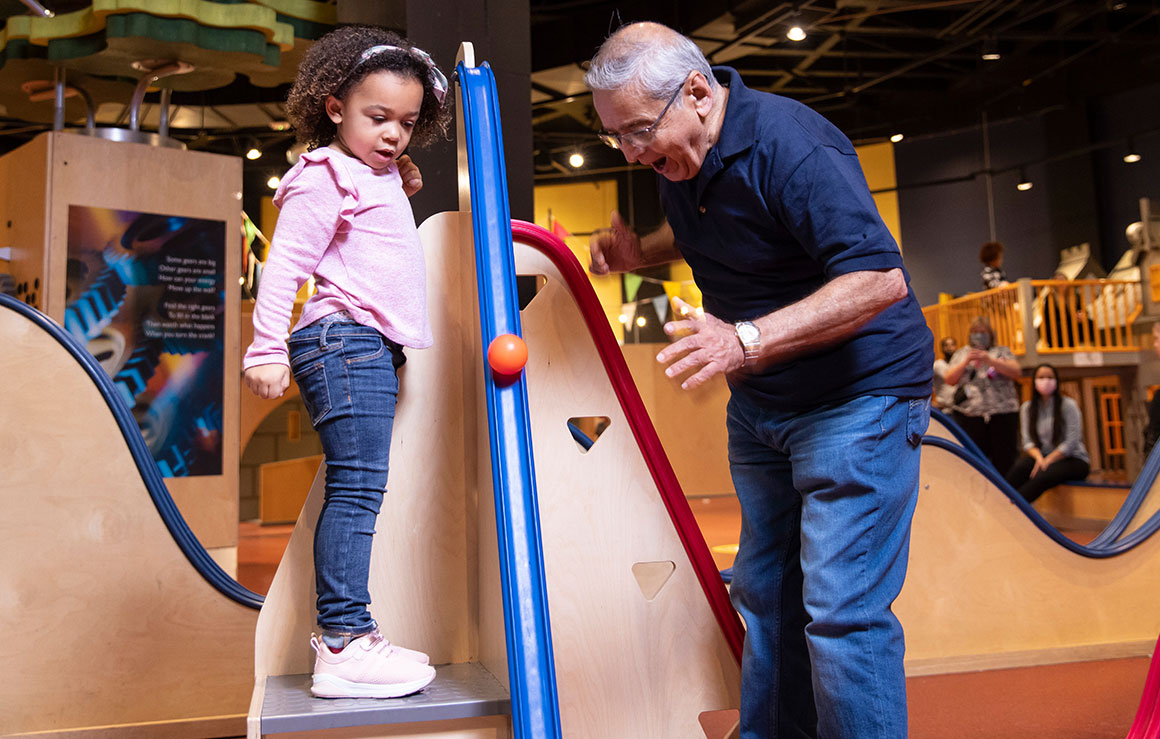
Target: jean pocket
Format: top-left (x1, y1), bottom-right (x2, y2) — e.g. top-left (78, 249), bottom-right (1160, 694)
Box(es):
top-left (906, 397), bottom-right (931, 448)
top-left (342, 333), bottom-right (386, 364)
top-left (287, 337), bottom-right (341, 366)
top-left (292, 359), bottom-right (332, 425)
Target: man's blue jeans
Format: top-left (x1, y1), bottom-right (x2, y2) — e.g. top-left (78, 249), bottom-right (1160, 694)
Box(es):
top-left (726, 393), bottom-right (929, 738)
top-left (288, 313), bottom-right (405, 638)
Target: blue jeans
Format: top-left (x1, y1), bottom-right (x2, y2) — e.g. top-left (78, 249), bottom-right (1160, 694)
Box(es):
top-left (287, 313), bottom-right (406, 638)
top-left (726, 393), bottom-right (929, 739)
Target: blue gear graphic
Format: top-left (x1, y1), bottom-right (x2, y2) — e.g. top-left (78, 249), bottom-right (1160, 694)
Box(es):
top-left (111, 340), bottom-right (163, 409)
top-left (63, 267), bottom-right (126, 342)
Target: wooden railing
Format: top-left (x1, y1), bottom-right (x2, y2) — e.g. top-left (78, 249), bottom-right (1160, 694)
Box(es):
top-left (1033, 279), bottom-right (1143, 353)
top-left (923, 283), bottom-right (1025, 354)
top-left (923, 278), bottom-right (1143, 356)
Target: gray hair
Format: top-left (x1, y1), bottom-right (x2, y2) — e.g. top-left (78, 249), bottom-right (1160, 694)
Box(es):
top-left (584, 25), bottom-right (716, 100)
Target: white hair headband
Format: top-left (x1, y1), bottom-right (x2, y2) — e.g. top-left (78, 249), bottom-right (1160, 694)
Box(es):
top-left (342, 44), bottom-right (448, 105)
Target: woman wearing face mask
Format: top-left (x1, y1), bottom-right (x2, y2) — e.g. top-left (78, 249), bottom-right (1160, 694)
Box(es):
top-left (944, 316), bottom-right (1023, 474)
top-left (1005, 364), bottom-right (1090, 503)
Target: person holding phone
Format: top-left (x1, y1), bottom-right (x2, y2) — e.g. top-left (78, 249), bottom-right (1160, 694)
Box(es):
top-left (944, 316), bottom-right (1023, 473)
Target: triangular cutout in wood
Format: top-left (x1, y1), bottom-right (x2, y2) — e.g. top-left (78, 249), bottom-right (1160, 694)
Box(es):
top-left (517, 274), bottom-right (548, 310)
top-left (698, 709), bottom-right (740, 739)
top-left (632, 560), bottom-right (676, 601)
top-left (567, 415), bottom-right (609, 453)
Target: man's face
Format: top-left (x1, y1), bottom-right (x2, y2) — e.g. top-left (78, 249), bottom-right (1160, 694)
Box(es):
top-left (592, 76), bottom-right (708, 182)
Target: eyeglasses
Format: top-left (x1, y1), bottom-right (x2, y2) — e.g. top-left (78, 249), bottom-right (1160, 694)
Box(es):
top-left (597, 83), bottom-right (684, 151)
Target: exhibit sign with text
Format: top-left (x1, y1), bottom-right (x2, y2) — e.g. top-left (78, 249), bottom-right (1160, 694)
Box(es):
top-left (65, 206), bottom-right (225, 477)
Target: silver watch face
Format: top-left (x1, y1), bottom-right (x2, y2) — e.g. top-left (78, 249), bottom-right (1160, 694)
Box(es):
top-left (737, 321), bottom-right (760, 344)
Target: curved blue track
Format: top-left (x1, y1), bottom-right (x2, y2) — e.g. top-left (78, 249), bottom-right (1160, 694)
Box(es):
top-left (926, 410), bottom-right (1160, 557)
top-left (0, 291), bottom-right (263, 609)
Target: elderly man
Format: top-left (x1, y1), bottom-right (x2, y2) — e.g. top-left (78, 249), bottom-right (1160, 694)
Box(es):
top-left (586, 22), bottom-right (933, 739)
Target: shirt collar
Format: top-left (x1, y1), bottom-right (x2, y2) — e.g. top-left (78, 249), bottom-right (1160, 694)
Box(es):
top-left (710, 66), bottom-right (757, 161)
top-left (690, 66), bottom-right (755, 197)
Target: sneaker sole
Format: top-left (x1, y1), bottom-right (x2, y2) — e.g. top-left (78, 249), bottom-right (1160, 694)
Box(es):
top-left (311, 670), bottom-right (436, 699)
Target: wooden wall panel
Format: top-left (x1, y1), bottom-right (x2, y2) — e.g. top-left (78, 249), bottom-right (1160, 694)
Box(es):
top-left (0, 304), bottom-right (256, 735)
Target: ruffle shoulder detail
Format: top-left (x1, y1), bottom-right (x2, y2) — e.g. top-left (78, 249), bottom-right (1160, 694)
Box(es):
top-left (272, 147), bottom-right (360, 232)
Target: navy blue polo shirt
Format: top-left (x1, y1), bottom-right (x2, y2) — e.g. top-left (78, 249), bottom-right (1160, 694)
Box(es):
top-left (659, 67), bottom-right (933, 411)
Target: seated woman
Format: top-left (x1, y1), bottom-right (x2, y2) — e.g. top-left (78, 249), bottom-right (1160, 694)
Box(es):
top-left (1006, 364), bottom-right (1091, 503)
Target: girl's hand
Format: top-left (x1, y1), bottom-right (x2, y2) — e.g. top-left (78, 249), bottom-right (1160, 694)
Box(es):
top-left (397, 155), bottom-right (423, 197)
top-left (244, 363), bottom-right (290, 399)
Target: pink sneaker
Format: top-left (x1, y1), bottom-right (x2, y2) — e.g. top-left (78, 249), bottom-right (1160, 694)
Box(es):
top-left (310, 632), bottom-right (436, 698)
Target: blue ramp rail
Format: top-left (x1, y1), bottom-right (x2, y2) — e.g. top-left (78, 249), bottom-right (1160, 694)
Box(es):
top-left (457, 60), bottom-right (564, 739)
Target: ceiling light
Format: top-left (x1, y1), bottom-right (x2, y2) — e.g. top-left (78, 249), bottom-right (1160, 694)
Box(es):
top-left (980, 36), bottom-right (1001, 61)
top-left (890, 133), bottom-right (904, 143)
top-left (568, 152), bottom-right (584, 168)
top-left (1016, 170), bottom-right (1032, 191)
top-left (266, 175), bottom-right (281, 190)
top-left (1123, 140), bottom-right (1141, 163)
top-left (245, 147), bottom-right (262, 160)
top-left (19, 1), bottom-right (53, 18)
top-left (787, 24), bottom-right (806, 42)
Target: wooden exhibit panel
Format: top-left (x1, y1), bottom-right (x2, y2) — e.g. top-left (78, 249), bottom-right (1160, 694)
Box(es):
top-left (897, 445), bottom-right (1160, 676)
top-left (514, 242), bottom-right (741, 738)
top-left (248, 210), bottom-right (741, 737)
top-left (248, 211), bottom-right (511, 738)
top-left (620, 343), bottom-right (733, 498)
top-left (260, 454), bottom-right (324, 524)
top-left (1036, 483), bottom-right (1131, 524)
top-left (0, 303), bottom-right (257, 736)
top-left (0, 131), bottom-right (242, 552)
top-left (926, 413), bottom-right (958, 444)
top-left (0, 133), bottom-right (50, 313)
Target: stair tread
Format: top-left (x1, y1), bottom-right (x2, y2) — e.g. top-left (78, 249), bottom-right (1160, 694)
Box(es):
top-left (260, 662), bottom-right (511, 734)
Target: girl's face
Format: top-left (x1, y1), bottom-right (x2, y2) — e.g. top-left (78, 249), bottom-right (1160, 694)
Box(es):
top-left (1034, 367), bottom-right (1058, 398)
top-left (326, 70), bottom-right (424, 170)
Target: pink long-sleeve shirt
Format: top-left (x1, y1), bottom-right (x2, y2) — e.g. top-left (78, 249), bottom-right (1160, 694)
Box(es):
top-left (243, 146), bottom-right (432, 370)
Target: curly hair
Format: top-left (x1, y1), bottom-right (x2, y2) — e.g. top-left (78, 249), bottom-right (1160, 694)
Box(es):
top-left (286, 25), bottom-right (452, 151)
top-left (979, 240), bottom-right (1004, 266)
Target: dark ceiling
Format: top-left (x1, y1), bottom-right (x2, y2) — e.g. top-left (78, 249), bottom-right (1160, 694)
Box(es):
top-left (528, 0), bottom-right (1160, 176)
top-left (1, 1), bottom-right (1158, 183)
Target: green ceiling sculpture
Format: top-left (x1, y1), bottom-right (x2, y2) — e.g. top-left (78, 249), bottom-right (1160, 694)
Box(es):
top-left (0, 0), bottom-right (335, 123)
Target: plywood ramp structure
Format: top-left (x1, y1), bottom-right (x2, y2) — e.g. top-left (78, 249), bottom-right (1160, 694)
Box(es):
top-left (898, 441), bottom-right (1160, 676)
top-left (247, 213), bottom-right (741, 738)
top-left (514, 230), bottom-right (742, 736)
top-left (0, 296), bottom-right (258, 737)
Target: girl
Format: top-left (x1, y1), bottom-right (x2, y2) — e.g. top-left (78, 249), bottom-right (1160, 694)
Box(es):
top-left (1005, 364), bottom-right (1091, 503)
top-left (242, 25), bottom-right (451, 699)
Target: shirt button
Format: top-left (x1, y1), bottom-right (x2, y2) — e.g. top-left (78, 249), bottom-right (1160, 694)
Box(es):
top-left (698, 205), bottom-right (706, 214)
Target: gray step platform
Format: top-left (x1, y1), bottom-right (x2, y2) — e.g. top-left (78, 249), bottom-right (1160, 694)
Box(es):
top-left (260, 662), bottom-right (511, 734)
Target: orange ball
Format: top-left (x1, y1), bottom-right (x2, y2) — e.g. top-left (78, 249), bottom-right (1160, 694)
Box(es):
top-left (487, 333), bottom-right (528, 375)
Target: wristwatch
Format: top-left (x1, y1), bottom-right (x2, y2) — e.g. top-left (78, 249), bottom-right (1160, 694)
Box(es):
top-left (734, 320), bottom-right (761, 367)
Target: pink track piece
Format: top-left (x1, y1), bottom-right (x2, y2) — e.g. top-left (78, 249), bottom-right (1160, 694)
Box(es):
top-left (1127, 632), bottom-right (1160, 738)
